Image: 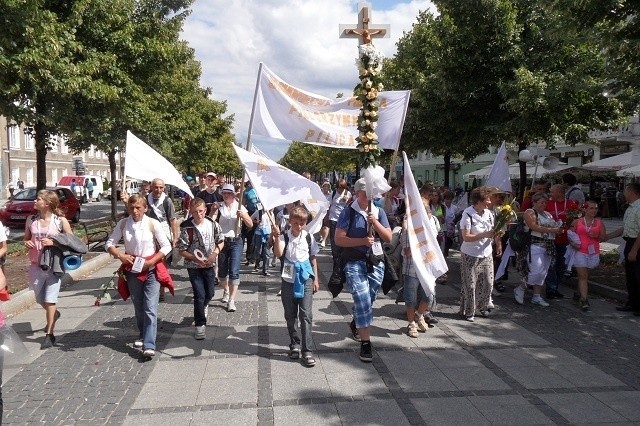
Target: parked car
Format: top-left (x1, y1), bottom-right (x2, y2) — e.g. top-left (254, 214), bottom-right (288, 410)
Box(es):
top-left (57, 175), bottom-right (107, 203)
top-left (0, 187), bottom-right (81, 227)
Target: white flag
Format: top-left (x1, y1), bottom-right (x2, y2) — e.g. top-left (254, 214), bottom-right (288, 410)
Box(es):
top-left (124, 131), bottom-right (192, 196)
top-left (233, 144), bottom-right (329, 234)
top-left (252, 64), bottom-right (410, 151)
top-left (403, 152), bottom-right (448, 296)
top-left (486, 141), bottom-right (512, 192)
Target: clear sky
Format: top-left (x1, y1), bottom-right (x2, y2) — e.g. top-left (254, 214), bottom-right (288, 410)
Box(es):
top-left (181, 0), bottom-right (436, 161)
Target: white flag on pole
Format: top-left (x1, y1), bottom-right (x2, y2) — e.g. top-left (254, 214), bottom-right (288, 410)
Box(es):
top-left (486, 141), bottom-right (512, 192)
top-left (252, 64), bottom-right (410, 151)
top-left (233, 144), bottom-right (329, 234)
top-left (403, 152), bottom-right (448, 296)
top-left (124, 131), bottom-right (192, 196)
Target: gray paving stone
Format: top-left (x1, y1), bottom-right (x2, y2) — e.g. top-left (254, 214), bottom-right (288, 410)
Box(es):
top-left (468, 395), bottom-right (554, 425)
top-left (335, 399), bottom-right (411, 425)
top-left (440, 367), bottom-right (511, 391)
top-left (591, 391), bottom-right (640, 422)
top-left (121, 412), bottom-right (194, 425)
top-left (192, 408), bottom-right (258, 424)
top-left (501, 365), bottom-right (575, 389)
top-left (411, 396), bottom-right (491, 425)
top-left (548, 363), bottom-right (625, 387)
top-left (522, 347), bottom-right (588, 366)
top-left (203, 357), bottom-right (258, 379)
top-left (317, 351), bottom-right (377, 374)
top-left (132, 380), bottom-right (200, 409)
top-left (479, 348), bottom-right (546, 368)
top-left (196, 376), bottom-right (258, 405)
top-left (325, 370), bottom-right (390, 397)
top-left (425, 349), bottom-right (484, 368)
top-left (412, 325), bottom-right (464, 350)
top-left (272, 373), bottom-right (331, 400)
top-left (273, 403), bottom-right (340, 426)
top-left (539, 392), bottom-right (628, 423)
top-left (146, 359), bottom-right (207, 382)
top-left (445, 320), bottom-right (551, 347)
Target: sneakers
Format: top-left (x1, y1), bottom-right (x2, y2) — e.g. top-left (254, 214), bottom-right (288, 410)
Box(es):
top-left (579, 298), bottom-right (591, 311)
top-left (487, 300), bottom-right (495, 309)
top-left (195, 325), bottom-right (206, 340)
top-left (41, 334), bottom-right (55, 349)
top-left (277, 290), bottom-right (282, 297)
top-left (204, 305), bottom-right (208, 323)
top-left (479, 310), bottom-right (490, 317)
top-left (424, 312), bottom-right (439, 326)
top-left (349, 319), bottom-right (361, 342)
top-left (465, 316), bottom-right (475, 322)
top-left (514, 286), bottom-right (525, 305)
top-left (221, 290), bottom-right (230, 303)
top-left (227, 300), bottom-right (237, 312)
top-left (142, 349), bottom-right (155, 358)
top-left (531, 295), bottom-right (550, 307)
top-left (359, 341), bottom-right (373, 362)
top-left (134, 339), bottom-right (143, 349)
top-left (416, 315), bottom-right (428, 332)
top-left (262, 271), bottom-right (270, 277)
top-left (302, 355), bottom-right (316, 367)
top-left (289, 348), bottom-right (300, 360)
top-left (407, 322), bottom-right (419, 338)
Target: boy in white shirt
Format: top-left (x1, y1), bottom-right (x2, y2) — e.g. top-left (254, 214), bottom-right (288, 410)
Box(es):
top-left (272, 206), bottom-right (320, 367)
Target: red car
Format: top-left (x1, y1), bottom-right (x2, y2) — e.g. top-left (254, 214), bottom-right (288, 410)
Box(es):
top-left (0, 187), bottom-right (81, 228)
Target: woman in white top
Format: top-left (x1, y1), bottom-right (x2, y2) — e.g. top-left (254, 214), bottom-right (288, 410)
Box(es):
top-left (106, 194), bottom-right (172, 357)
top-left (514, 192), bottom-right (563, 307)
top-left (216, 184), bottom-right (253, 312)
top-left (458, 187), bottom-right (501, 322)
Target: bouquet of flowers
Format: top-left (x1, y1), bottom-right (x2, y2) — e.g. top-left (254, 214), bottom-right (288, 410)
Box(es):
top-left (563, 206), bottom-right (583, 228)
top-left (493, 201), bottom-right (518, 235)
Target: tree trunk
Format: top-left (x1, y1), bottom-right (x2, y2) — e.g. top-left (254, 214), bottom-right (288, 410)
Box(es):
top-left (34, 120), bottom-right (48, 191)
top-left (517, 141), bottom-right (528, 202)
top-left (443, 152), bottom-right (451, 187)
top-left (108, 149), bottom-right (118, 221)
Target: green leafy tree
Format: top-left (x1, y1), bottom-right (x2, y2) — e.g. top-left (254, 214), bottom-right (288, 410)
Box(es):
top-left (280, 142), bottom-right (358, 177)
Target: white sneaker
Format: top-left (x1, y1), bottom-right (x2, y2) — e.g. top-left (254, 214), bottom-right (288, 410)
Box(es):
top-left (142, 349), bottom-right (155, 358)
top-left (514, 286), bottom-right (525, 305)
top-left (195, 325), bottom-right (206, 340)
top-left (134, 339), bottom-right (143, 349)
top-left (227, 300), bottom-right (236, 312)
top-left (221, 290), bottom-right (230, 303)
top-left (487, 300), bottom-right (495, 309)
top-left (531, 295), bottom-right (550, 307)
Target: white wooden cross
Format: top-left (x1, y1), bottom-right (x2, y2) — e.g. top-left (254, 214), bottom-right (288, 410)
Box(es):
top-left (339, 2), bottom-right (390, 45)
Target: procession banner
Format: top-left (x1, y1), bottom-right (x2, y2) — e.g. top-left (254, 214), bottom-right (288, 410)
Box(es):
top-left (486, 141), bottom-right (512, 192)
top-left (252, 64), bottom-right (410, 151)
top-left (403, 152), bottom-right (448, 296)
top-left (233, 144), bottom-right (329, 234)
top-left (124, 131), bottom-right (192, 195)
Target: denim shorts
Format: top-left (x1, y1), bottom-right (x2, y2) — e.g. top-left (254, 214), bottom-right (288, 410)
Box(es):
top-left (402, 275), bottom-right (432, 308)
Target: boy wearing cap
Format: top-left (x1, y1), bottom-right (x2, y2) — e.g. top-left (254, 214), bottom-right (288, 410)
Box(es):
top-left (178, 198), bottom-right (225, 339)
top-left (196, 172), bottom-right (223, 218)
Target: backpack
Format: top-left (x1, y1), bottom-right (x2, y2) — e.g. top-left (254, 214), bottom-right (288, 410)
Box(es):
top-left (508, 210), bottom-right (537, 252)
top-left (280, 231), bottom-right (312, 271)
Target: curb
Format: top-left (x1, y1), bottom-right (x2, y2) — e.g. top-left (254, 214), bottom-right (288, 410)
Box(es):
top-left (586, 280), bottom-right (628, 304)
top-left (1, 253), bottom-right (113, 319)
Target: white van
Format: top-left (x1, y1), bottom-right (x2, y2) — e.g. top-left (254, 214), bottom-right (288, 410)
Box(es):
top-left (115, 179), bottom-right (143, 200)
top-left (58, 175), bottom-right (107, 203)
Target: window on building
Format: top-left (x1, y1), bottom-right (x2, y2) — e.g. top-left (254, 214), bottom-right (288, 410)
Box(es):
top-left (51, 169), bottom-right (58, 186)
top-left (60, 137), bottom-right (69, 154)
top-left (8, 125), bottom-right (20, 149)
top-left (11, 168), bottom-right (19, 184)
top-left (25, 133), bottom-right (35, 150)
top-left (88, 145), bottom-right (95, 157)
top-left (26, 168), bottom-right (34, 186)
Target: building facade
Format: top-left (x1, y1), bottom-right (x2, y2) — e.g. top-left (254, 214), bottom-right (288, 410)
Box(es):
top-left (1, 116), bottom-right (119, 197)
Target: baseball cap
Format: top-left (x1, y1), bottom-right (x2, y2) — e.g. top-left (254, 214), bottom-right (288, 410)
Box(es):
top-left (206, 172), bottom-right (217, 178)
top-left (221, 183), bottom-right (235, 193)
top-left (354, 178), bottom-right (366, 192)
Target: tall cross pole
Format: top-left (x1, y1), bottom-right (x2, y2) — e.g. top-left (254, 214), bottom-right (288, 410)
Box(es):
top-left (339, 2), bottom-right (390, 45)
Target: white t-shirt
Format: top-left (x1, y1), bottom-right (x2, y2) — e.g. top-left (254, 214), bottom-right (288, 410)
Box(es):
top-left (459, 206), bottom-right (494, 258)
top-left (194, 220), bottom-right (215, 254)
top-left (277, 230), bottom-right (319, 283)
top-left (217, 200), bottom-right (248, 238)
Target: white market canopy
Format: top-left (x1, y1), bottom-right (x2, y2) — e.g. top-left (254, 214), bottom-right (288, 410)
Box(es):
top-left (583, 149), bottom-right (640, 171)
top-left (463, 163), bottom-right (571, 181)
top-left (617, 164), bottom-right (640, 177)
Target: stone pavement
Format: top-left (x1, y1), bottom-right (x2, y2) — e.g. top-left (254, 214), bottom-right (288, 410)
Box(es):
top-left (2, 245), bottom-right (640, 425)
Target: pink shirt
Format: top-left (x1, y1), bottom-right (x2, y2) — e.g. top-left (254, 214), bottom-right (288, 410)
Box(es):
top-left (575, 217), bottom-right (602, 254)
top-left (28, 215), bottom-right (62, 264)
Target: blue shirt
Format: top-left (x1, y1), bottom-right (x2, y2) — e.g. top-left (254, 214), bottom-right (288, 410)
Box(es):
top-left (336, 203), bottom-right (390, 254)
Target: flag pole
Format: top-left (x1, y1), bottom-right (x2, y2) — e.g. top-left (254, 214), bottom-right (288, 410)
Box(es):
top-left (235, 63), bottom-right (264, 235)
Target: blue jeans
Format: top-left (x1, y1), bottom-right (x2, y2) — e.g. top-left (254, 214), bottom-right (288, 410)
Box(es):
top-left (280, 279), bottom-right (314, 356)
top-left (218, 237), bottom-right (243, 282)
top-left (126, 269), bottom-right (160, 350)
top-left (252, 233), bottom-right (270, 273)
top-left (344, 259), bottom-right (384, 329)
top-left (544, 243), bottom-right (567, 295)
top-left (188, 267), bottom-right (216, 327)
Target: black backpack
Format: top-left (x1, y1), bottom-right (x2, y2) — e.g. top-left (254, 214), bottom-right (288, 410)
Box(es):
top-left (509, 210), bottom-right (537, 252)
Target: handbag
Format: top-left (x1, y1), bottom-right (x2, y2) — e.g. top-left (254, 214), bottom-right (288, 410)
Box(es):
top-left (381, 253), bottom-right (400, 295)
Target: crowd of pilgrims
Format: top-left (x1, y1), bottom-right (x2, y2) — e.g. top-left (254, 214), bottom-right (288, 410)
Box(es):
top-left (20, 170), bottom-right (633, 366)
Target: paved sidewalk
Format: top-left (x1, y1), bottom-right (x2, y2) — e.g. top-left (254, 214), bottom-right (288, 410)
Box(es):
top-left (2, 248), bottom-right (640, 425)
